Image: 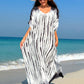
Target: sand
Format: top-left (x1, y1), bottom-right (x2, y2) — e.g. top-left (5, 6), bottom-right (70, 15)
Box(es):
top-left (52, 69), bottom-right (84, 84)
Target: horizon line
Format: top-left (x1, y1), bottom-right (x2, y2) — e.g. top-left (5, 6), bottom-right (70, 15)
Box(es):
top-left (0, 36), bottom-right (84, 40)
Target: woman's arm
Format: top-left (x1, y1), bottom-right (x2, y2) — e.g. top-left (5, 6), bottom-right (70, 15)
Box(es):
top-left (54, 30), bottom-right (58, 47)
top-left (22, 27), bottom-right (31, 41)
top-left (20, 27), bottom-right (31, 49)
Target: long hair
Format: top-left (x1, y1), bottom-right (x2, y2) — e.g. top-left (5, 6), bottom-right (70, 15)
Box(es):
top-left (33, 0), bottom-right (59, 18)
top-left (28, 0), bottom-right (59, 24)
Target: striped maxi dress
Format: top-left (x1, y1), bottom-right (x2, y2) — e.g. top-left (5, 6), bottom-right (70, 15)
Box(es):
top-left (21, 6), bottom-right (64, 84)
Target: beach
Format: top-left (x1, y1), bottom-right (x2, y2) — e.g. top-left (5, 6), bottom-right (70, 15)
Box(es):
top-left (0, 59), bottom-right (84, 84)
top-left (52, 69), bottom-right (84, 84)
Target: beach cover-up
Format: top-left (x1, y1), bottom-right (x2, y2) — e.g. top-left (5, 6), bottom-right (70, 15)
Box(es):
top-left (21, 6), bottom-right (63, 84)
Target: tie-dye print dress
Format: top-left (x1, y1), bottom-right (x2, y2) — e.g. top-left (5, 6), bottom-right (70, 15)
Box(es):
top-left (21, 6), bottom-right (63, 84)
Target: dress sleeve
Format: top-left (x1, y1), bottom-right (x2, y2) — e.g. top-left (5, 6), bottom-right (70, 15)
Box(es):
top-left (52, 9), bottom-right (59, 31)
top-left (28, 9), bottom-right (37, 30)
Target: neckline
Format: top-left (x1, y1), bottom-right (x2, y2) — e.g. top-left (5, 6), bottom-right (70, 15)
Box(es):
top-left (38, 6), bottom-right (52, 14)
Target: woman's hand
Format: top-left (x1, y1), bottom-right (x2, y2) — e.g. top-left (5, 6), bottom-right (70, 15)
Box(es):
top-left (55, 41), bottom-right (58, 47)
top-left (54, 30), bottom-right (58, 47)
top-left (20, 38), bottom-right (25, 50)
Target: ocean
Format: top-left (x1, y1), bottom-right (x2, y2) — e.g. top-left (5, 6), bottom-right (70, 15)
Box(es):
top-left (0, 37), bottom-right (84, 71)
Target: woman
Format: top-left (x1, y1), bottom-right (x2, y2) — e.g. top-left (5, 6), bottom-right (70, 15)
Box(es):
top-left (20, 0), bottom-right (64, 84)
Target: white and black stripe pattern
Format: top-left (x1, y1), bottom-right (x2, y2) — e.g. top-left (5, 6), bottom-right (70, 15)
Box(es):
top-left (21, 6), bottom-right (63, 84)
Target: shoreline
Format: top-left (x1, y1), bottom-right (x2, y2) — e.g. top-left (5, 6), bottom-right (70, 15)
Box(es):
top-left (0, 59), bottom-right (84, 84)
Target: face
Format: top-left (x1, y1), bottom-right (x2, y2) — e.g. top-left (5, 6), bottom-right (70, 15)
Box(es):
top-left (39, 0), bottom-right (48, 7)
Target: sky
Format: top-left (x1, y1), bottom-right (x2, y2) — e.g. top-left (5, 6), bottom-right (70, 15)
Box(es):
top-left (0, 0), bottom-right (84, 39)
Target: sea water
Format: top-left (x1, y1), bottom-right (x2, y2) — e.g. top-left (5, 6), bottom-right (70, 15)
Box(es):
top-left (0, 37), bottom-right (84, 71)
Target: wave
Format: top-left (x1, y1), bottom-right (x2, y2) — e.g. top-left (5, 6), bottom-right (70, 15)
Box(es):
top-left (0, 52), bottom-right (84, 71)
top-left (0, 59), bottom-right (25, 71)
top-left (58, 52), bottom-right (84, 62)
